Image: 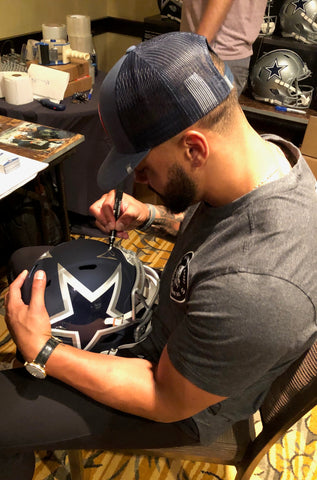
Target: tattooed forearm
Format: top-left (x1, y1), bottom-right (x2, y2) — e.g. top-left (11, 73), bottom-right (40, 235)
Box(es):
top-left (142, 205), bottom-right (184, 241)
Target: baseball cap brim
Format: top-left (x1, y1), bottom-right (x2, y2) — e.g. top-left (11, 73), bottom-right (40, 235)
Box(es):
top-left (97, 146), bottom-right (150, 192)
top-left (97, 32), bottom-right (234, 193)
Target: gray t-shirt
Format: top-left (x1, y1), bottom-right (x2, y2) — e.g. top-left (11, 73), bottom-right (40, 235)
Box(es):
top-left (137, 136), bottom-right (317, 444)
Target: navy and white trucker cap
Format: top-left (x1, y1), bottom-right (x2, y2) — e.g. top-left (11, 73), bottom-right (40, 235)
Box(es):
top-left (98, 31), bottom-right (234, 192)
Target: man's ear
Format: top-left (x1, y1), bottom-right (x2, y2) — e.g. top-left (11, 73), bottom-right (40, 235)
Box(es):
top-left (181, 130), bottom-right (209, 167)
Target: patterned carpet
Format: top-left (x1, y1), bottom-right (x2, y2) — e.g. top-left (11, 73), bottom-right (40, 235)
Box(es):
top-left (0, 231), bottom-right (316, 480)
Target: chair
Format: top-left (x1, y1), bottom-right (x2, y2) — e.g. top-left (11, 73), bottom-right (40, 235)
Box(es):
top-left (67, 340), bottom-right (317, 480)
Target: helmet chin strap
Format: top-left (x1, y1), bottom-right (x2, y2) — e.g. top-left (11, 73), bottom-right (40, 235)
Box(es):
top-left (100, 313), bottom-right (153, 356)
top-left (104, 312), bottom-right (133, 327)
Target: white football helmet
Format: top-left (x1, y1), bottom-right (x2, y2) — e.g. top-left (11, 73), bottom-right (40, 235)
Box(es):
top-left (280, 0), bottom-right (317, 44)
top-left (250, 49), bottom-right (314, 108)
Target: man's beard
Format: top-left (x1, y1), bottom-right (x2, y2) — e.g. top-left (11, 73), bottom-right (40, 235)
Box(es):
top-left (149, 163), bottom-right (197, 214)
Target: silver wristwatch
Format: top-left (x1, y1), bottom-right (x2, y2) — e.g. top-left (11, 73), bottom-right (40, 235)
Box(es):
top-left (24, 336), bottom-right (62, 379)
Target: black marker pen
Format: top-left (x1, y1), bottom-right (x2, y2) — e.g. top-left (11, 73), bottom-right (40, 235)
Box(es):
top-left (108, 188), bottom-right (123, 250)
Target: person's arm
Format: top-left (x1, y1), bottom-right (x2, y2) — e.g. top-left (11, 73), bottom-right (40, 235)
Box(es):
top-left (140, 205), bottom-right (184, 241)
top-left (192, 0), bottom-right (235, 44)
top-left (5, 270), bottom-right (226, 423)
top-left (89, 191), bottom-right (184, 241)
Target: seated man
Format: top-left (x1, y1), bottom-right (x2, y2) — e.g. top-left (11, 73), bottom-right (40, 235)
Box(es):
top-left (3, 31), bottom-right (317, 480)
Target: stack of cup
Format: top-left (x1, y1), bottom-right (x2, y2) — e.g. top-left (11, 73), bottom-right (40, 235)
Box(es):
top-left (42, 23), bottom-right (67, 43)
top-left (66, 15), bottom-right (93, 53)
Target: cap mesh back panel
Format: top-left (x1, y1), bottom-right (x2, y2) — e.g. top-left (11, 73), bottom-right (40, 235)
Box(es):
top-left (116, 34), bottom-right (231, 152)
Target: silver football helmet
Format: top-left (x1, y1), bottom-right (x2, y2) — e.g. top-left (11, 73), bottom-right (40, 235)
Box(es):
top-left (157, 1), bottom-right (183, 22)
top-left (280, 0), bottom-right (317, 44)
top-left (250, 49), bottom-right (314, 108)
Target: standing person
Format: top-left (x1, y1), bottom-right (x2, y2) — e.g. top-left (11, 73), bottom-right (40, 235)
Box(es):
top-left (3, 32), bottom-right (317, 479)
top-left (180, 0), bottom-right (268, 95)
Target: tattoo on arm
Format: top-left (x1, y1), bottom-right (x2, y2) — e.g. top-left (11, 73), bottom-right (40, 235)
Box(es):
top-left (143, 205), bottom-right (184, 240)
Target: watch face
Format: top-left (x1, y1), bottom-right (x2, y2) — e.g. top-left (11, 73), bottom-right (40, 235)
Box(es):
top-left (25, 362), bottom-right (46, 379)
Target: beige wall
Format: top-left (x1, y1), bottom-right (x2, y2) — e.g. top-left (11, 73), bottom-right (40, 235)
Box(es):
top-left (0, 0), bottom-right (108, 39)
top-left (103, 0), bottom-right (158, 70)
top-left (0, 0), bottom-right (158, 72)
top-left (106, 0), bottom-right (157, 21)
top-left (94, 33), bottom-right (143, 73)
top-left (93, 0), bottom-right (159, 71)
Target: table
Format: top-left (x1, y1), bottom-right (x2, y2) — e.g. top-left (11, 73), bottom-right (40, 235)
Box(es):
top-left (239, 93), bottom-right (315, 146)
top-left (0, 72), bottom-right (111, 216)
top-left (0, 115), bottom-right (84, 248)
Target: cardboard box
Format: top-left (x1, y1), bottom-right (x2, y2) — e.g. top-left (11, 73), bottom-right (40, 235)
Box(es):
top-left (28, 60), bottom-right (90, 84)
top-left (50, 61), bottom-right (89, 83)
top-left (303, 155), bottom-right (317, 179)
top-left (301, 116), bottom-right (317, 159)
top-left (301, 116), bottom-right (317, 179)
top-left (63, 75), bottom-right (92, 98)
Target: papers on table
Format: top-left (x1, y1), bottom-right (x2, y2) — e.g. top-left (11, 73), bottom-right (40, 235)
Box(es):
top-left (0, 148), bottom-right (48, 199)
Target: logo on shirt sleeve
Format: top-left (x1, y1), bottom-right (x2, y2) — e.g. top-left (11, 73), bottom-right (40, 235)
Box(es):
top-left (170, 251), bottom-right (194, 303)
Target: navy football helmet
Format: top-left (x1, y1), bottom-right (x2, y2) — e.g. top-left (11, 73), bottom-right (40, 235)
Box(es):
top-left (22, 239), bottom-right (160, 354)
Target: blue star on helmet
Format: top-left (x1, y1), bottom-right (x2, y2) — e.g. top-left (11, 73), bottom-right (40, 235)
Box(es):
top-left (291, 0), bottom-right (308, 13)
top-left (265, 58), bottom-right (286, 80)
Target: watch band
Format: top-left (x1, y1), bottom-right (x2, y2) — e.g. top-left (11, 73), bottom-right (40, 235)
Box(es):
top-left (24, 336), bottom-right (61, 379)
top-left (34, 336), bottom-right (61, 367)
